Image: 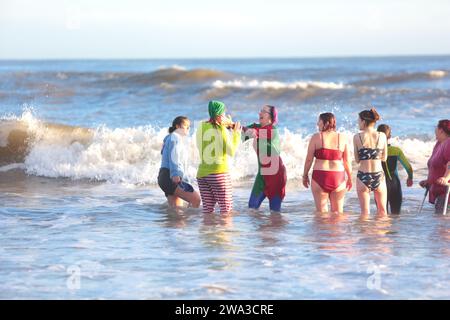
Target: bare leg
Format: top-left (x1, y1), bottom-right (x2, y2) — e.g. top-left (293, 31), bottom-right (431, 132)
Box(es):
top-left (167, 195), bottom-right (184, 207)
top-left (356, 178), bottom-right (371, 216)
top-left (374, 177), bottom-right (388, 217)
top-left (329, 181), bottom-right (347, 213)
top-left (173, 187), bottom-right (201, 208)
top-left (311, 179), bottom-right (329, 213)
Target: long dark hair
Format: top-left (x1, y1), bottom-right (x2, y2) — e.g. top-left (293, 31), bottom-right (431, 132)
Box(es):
top-left (359, 107), bottom-right (380, 127)
top-left (169, 116), bottom-right (189, 133)
top-left (319, 112), bottom-right (336, 131)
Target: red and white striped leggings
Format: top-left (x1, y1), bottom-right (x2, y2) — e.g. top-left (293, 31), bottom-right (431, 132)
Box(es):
top-left (197, 173), bottom-right (233, 214)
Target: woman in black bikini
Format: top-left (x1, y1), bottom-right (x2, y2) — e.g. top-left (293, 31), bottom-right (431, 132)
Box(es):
top-left (353, 108), bottom-right (388, 217)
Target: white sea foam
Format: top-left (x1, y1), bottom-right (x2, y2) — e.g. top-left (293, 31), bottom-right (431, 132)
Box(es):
top-left (212, 79), bottom-right (347, 90)
top-left (428, 70), bottom-right (447, 78)
top-left (0, 163), bottom-right (26, 172)
top-left (3, 113), bottom-right (436, 184)
top-left (156, 64), bottom-right (187, 71)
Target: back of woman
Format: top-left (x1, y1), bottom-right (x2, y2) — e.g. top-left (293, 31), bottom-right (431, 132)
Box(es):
top-left (354, 129), bottom-right (387, 173)
top-left (353, 108), bottom-right (388, 217)
top-left (312, 131), bottom-right (346, 172)
top-left (196, 100), bottom-right (241, 214)
top-left (303, 112), bottom-right (352, 213)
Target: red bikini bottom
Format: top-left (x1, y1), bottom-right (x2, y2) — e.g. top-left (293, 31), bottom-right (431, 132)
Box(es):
top-left (312, 170), bottom-right (346, 193)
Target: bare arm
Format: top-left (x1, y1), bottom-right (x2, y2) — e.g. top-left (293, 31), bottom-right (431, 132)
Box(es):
top-left (353, 134), bottom-right (360, 164)
top-left (380, 132), bottom-right (388, 162)
top-left (446, 161), bottom-right (450, 180)
top-left (303, 135), bottom-right (316, 176)
top-left (343, 136), bottom-right (353, 190)
top-left (302, 134), bottom-right (316, 187)
top-left (436, 161), bottom-right (450, 186)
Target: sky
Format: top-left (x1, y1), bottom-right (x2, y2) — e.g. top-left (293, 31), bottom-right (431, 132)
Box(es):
top-left (1, 0), bottom-right (450, 59)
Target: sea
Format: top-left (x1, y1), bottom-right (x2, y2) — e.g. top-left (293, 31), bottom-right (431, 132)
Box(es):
top-left (0, 56), bottom-right (449, 299)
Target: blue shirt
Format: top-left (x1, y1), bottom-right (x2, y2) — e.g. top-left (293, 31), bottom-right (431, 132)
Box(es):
top-left (160, 132), bottom-right (186, 178)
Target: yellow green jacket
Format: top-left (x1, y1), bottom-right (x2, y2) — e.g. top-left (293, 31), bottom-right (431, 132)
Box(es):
top-left (196, 121), bottom-right (241, 178)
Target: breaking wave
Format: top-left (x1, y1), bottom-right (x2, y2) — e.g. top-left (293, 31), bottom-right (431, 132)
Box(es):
top-left (0, 111), bottom-right (435, 185)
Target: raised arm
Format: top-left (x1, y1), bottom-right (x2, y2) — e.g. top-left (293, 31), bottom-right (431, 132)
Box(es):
top-left (225, 122), bottom-right (241, 157)
top-left (242, 123), bottom-right (257, 142)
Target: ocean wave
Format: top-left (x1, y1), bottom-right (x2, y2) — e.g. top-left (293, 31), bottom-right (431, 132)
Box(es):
top-left (124, 67), bottom-right (228, 85)
top-left (203, 79), bottom-right (349, 101)
top-left (5, 67), bottom-right (230, 89)
top-left (156, 64), bottom-right (187, 71)
top-left (212, 79), bottom-right (347, 90)
top-left (0, 163), bottom-right (25, 172)
top-left (352, 70), bottom-right (449, 86)
top-left (0, 112), bottom-right (435, 185)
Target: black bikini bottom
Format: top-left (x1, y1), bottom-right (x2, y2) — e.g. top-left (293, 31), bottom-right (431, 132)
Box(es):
top-left (357, 171), bottom-right (384, 191)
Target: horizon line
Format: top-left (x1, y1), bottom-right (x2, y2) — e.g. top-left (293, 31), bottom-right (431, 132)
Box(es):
top-left (1, 53), bottom-right (450, 61)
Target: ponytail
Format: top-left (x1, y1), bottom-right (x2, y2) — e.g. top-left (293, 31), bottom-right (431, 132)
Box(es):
top-left (169, 116), bottom-right (189, 133)
top-left (359, 107), bottom-right (381, 127)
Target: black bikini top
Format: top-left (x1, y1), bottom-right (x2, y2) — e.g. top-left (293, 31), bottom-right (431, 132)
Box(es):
top-left (358, 133), bottom-right (382, 160)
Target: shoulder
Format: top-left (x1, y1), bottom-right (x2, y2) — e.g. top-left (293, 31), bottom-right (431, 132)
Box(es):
top-left (163, 134), bottom-right (170, 144)
top-left (269, 125), bottom-right (279, 133)
top-left (389, 145), bottom-right (401, 154)
top-left (443, 138), bottom-right (450, 147)
top-left (247, 123), bottom-right (259, 129)
top-left (311, 132), bottom-right (320, 141)
top-left (165, 134), bottom-right (179, 148)
top-left (443, 138), bottom-right (450, 154)
top-left (337, 132), bottom-right (349, 143)
top-left (170, 132), bottom-right (182, 142)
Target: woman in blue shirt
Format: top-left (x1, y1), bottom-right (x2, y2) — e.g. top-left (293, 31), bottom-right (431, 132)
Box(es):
top-left (158, 116), bottom-right (201, 208)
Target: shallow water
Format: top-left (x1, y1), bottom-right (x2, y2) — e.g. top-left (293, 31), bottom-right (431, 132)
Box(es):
top-left (1, 57), bottom-right (449, 299)
top-left (0, 172), bottom-right (448, 299)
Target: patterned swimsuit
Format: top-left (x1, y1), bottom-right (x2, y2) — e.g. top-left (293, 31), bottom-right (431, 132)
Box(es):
top-left (357, 133), bottom-right (384, 191)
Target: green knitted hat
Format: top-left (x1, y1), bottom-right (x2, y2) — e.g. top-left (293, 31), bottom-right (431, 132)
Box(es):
top-left (208, 100), bottom-right (225, 118)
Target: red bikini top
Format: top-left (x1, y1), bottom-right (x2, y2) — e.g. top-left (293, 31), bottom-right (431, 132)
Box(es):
top-left (314, 132), bottom-right (343, 161)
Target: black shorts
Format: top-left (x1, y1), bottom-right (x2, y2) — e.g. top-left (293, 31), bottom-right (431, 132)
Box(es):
top-left (158, 168), bottom-right (177, 196)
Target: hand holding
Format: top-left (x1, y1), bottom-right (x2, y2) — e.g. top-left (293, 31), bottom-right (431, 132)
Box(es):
top-left (419, 180), bottom-right (429, 188)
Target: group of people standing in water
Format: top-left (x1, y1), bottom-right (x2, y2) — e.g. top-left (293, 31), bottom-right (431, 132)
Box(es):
top-left (158, 100), bottom-right (450, 216)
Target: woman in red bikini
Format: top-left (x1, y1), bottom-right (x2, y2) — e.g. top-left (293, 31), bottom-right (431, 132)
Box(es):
top-left (303, 113), bottom-right (352, 213)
